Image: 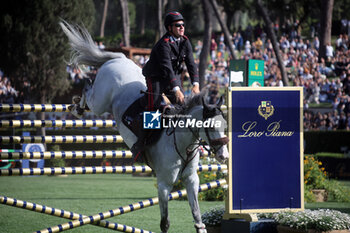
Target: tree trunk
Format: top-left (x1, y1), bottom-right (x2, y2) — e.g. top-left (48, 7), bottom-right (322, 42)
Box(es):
top-left (208, 0), bottom-right (237, 60)
top-left (139, 1), bottom-right (145, 35)
top-left (226, 11), bottom-right (234, 32)
top-left (119, 0), bottom-right (130, 47)
top-left (168, 0), bottom-right (180, 10)
top-left (199, 0), bottom-right (212, 90)
top-left (319, 0), bottom-right (334, 60)
top-left (100, 0), bottom-right (109, 38)
top-left (158, 0), bottom-right (164, 39)
top-left (255, 0), bottom-right (288, 86)
top-left (39, 88), bottom-right (47, 150)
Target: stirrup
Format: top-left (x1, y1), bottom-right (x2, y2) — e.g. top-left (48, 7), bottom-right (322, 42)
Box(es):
top-left (131, 141), bottom-right (144, 156)
top-left (68, 104), bottom-right (84, 119)
top-left (131, 144), bottom-right (144, 163)
top-left (194, 223), bottom-right (206, 233)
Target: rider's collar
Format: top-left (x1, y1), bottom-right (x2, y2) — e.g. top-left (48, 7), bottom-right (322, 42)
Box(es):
top-left (169, 35), bottom-right (181, 43)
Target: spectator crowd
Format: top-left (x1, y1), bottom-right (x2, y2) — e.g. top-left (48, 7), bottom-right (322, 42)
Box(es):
top-left (2, 20), bottom-right (350, 131)
top-left (193, 20), bottom-right (350, 131)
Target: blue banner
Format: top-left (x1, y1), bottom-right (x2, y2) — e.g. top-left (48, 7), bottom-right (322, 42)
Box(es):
top-left (227, 87), bottom-right (304, 214)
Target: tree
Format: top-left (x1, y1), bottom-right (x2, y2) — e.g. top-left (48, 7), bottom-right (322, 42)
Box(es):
top-left (0, 0), bottom-right (95, 138)
top-left (158, 0), bottom-right (165, 39)
top-left (199, 0), bottom-right (212, 89)
top-left (0, 0), bottom-right (95, 104)
top-left (318, 0), bottom-right (334, 60)
top-left (217, 0), bottom-right (252, 31)
top-left (100, 0), bottom-right (109, 38)
top-left (208, 0), bottom-right (237, 60)
top-left (119, 0), bottom-right (130, 47)
top-left (255, 0), bottom-right (288, 86)
top-left (155, 0), bottom-right (168, 41)
top-left (138, 0), bottom-right (146, 35)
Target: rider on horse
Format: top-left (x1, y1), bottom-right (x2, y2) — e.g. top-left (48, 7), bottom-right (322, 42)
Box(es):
top-left (131, 11), bottom-right (200, 159)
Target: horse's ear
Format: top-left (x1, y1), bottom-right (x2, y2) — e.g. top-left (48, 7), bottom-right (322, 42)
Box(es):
top-left (217, 96), bottom-right (223, 108)
top-left (202, 96), bottom-right (210, 111)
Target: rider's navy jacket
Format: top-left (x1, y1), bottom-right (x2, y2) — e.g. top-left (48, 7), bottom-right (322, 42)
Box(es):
top-left (142, 32), bottom-right (199, 89)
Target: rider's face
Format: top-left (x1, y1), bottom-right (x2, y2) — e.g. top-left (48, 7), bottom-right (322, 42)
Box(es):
top-left (170, 20), bottom-right (185, 38)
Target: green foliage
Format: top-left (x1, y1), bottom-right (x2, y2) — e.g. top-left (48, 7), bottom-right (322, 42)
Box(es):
top-left (130, 29), bottom-right (156, 48)
top-left (0, 0), bottom-right (95, 103)
top-left (304, 155), bottom-right (328, 190)
top-left (201, 206), bottom-right (225, 227)
top-left (171, 160), bottom-right (227, 202)
top-left (101, 33), bottom-right (124, 47)
top-left (46, 145), bottom-right (66, 167)
top-left (304, 155), bottom-right (350, 202)
top-left (198, 170), bottom-right (226, 201)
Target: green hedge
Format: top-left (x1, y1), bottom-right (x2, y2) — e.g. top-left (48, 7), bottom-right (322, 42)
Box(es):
top-left (304, 131), bottom-right (350, 154)
top-left (304, 131), bottom-right (350, 180)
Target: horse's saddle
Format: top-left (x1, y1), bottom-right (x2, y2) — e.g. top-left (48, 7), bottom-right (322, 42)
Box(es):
top-left (122, 97), bottom-right (164, 146)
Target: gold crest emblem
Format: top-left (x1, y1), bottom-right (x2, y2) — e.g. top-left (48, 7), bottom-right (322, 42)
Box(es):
top-left (258, 101), bottom-right (274, 120)
top-left (255, 63), bottom-right (259, 70)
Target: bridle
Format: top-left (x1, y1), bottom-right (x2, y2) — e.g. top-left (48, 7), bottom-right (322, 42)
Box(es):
top-left (167, 103), bottom-right (229, 168)
top-left (202, 105), bottom-right (229, 156)
top-left (204, 127), bottom-right (229, 155)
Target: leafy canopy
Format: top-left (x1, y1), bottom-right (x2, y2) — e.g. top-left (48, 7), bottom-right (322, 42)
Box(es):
top-left (0, 0), bottom-right (95, 103)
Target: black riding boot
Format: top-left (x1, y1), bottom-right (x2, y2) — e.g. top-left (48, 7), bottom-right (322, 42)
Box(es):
top-left (131, 130), bottom-right (148, 162)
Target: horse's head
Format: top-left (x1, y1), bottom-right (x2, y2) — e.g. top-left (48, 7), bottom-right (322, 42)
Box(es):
top-left (200, 96), bottom-right (229, 163)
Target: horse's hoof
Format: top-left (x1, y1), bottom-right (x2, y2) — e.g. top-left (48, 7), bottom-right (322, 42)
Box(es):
top-left (160, 218), bottom-right (170, 233)
top-left (72, 95), bottom-right (81, 104)
top-left (195, 223), bottom-right (207, 233)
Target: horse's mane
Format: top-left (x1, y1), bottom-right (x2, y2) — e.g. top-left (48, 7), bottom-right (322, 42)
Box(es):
top-left (177, 88), bottom-right (209, 115)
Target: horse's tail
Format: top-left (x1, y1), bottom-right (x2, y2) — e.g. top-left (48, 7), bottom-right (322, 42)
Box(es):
top-left (59, 20), bottom-right (124, 68)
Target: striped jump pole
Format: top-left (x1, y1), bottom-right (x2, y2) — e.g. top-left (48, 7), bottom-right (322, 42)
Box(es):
top-left (0, 150), bottom-right (210, 160)
top-left (0, 120), bottom-right (116, 128)
top-left (0, 104), bottom-right (227, 113)
top-left (0, 150), bottom-right (132, 160)
top-left (0, 104), bottom-right (72, 112)
top-left (0, 165), bottom-right (152, 176)
top-left (0, 164), bottom-right (227, 176)
top-left (37, 179), bottom-right (227, 233)
top-left (0, 135), bottom-right (124, 144)
top-left (0, 149), bottom-right (19, 163)
top-left (0, 196), bottom-right (153, 233)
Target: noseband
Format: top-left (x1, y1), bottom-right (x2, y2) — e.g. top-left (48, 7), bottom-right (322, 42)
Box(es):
top-left (204, 126), bottom-right (229, 155)
top-left (168, 104), bottom-right (229, 168)
top-left (202, 106), bottom-right (229, 155)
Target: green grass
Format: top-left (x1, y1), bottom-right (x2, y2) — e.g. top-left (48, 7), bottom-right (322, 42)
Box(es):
top-left (308, 102), bottom-right (333, 108)
top-left (305, 201), bottom-right (350, 214)
top-left (1, 175), bottom-right (349, 232)
top-left (314, 152), bottom-right (346, 158)
top-left (0, 174), bottom-right (222, 233)
top-left (306, 180), bottom-right (350, 214)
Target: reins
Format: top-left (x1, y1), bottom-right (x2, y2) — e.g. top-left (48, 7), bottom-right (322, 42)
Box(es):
top-left (166, 106), bottom-right (229, 174)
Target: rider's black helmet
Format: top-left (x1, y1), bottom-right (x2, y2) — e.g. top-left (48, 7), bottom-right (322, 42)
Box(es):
top-left (164, 11), bottom-right (184, 29)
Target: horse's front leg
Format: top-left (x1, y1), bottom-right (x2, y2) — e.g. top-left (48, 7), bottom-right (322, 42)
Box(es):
top-left (183, 171), bottom-right (207, 233)
top-left (157, 181), bottom-right (172, 233)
